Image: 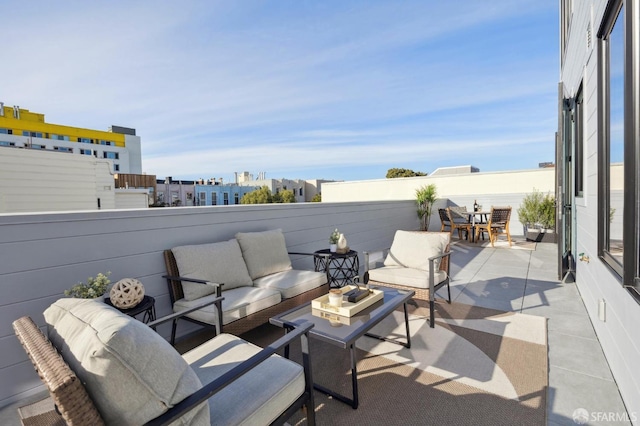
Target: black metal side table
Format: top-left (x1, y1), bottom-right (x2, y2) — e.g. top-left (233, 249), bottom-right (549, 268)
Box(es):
top-left (104, 295), bottom-right (157, 324)
top-left (314, 249), bottom-right (359, 288)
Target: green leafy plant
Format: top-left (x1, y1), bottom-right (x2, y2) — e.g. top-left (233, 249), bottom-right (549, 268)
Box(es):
top-left (518, 189), bottom-right (555, 229)
top-left (416, 184), bottom-right (437, 231)
top-left (64, 272), bottom-right (111, 298)
top-left (329, 228), bottom-right (340, 244)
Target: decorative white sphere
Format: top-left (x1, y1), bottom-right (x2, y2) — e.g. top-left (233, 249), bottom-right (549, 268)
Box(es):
top-left (109, 278), bottom-right (145, 309)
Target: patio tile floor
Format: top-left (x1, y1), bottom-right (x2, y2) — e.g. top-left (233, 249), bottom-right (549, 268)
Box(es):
top-left (447, 239), bottom-right (630, 426)
top-left (0, 240), bottom-right (630, 425)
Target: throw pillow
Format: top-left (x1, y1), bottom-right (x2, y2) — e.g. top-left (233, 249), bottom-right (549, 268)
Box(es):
top-left (235, 229), bottom-right (292, 280)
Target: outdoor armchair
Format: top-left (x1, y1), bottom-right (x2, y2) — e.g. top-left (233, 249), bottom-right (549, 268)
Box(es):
top-left (363, 230), bottom-right (452, 328)
top-left (13, 297), bottom-right (316, 426)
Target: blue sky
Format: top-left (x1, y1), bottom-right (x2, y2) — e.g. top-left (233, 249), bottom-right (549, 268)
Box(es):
top-left (2, 1), bottom-right (559, 182)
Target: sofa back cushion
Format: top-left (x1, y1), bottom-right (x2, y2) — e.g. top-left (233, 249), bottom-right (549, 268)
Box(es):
top-left (44, 298), bottom-right (208, 426)
top-left (384, 231), bottom-right (449, 271)
top-left (172, 239), bottom-right (253, 299)
top-left (235, 229), bottom-right (292, 280)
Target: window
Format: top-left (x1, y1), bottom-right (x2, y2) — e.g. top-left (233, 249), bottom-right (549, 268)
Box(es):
top-left (198, 192), bottom-right (206, 206)
top-left (223, 193), bottom-right (229, 205)
top-left (299, 188), bottom-right (303, 197)
top-left (598, 0), bottom-right (640, 296)
top-left (54, 146), bottom-right (73, 153)
top-left (234, 193), bottom-right (239, 204)
top-left (0, 141), bottom-right (15, 147)
top-left (0, 128), bottom-right (9, 134)
top-left (100, 140), bottom-right (113, 146)
top-left (103, 152), bottom-right (119, 160)
top-left (211, 193), bottom-right (217, 205)
top-left (80, 149), bottom-right (92, 155)
top-left (575, 84), bottom-right (584, 197)
top-left (114, 164), bottom-right (120, 172)
top-left (78, 137), bottom-right (92, 144)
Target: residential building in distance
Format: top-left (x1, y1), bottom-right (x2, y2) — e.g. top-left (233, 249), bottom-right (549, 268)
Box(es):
top-left (194, 178), bottom-right (260, 206)
top-left (155, 177), bottom-right (195, 207)
top-left (0, 148), bottom-right (148, 213)
top-left (0, 102), bottom-right (142, 174)
top-left (235, 171), bottom-right (336, 202)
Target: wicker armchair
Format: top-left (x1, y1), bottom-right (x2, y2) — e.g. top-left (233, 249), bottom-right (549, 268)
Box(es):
top-left (475, 206), bottom-right (512, 246)
top-left (13, 299), bottom-right (316, 426)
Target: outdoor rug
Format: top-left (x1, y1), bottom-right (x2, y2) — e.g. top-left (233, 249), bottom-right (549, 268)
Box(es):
top-left (240, 299), bottom-right (548, 426)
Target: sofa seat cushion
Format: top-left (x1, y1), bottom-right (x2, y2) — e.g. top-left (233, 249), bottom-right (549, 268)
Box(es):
top-left (384, 231), bottom-right (449, 271)
top-left (236, 229), bottom-right (292, 280)
top-left (368, 266), bottom-right (448, 289)
top-left (253, 269), bottom-right (327, 299)
top-left (172, 239), bottom-right (253, 299)
top-left (182, 333), bottom-right (305, 426)
top-left (174, 287), bottom-right (282, 327)
top-left (44, 298), bottom-right (208, 426)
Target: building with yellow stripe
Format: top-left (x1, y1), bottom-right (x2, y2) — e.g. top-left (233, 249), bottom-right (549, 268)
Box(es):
top-left (0, 102), bottom-right (141, 174)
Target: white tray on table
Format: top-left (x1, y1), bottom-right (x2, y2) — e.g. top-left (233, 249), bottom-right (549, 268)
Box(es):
top-left (311, 285), bottom-right (383, 318)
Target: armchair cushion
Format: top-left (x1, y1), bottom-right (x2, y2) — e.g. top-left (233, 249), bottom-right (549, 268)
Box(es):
top-left (383, 231), bottom-right (449, 271)
top-left (368, 266), bottom-right (448, 289)
top-left (43, 298), bottom-right (208, 426)
top-left (172, 239), bottom-right (253, 299)
top-left (182, 333), bottom-right (305, 426)
top-left (174, 286), bottom-right (282, 327)
top-left (235, 229), bottom-right (292, 280)
top-left (253, 269), bottom-right (327, 299)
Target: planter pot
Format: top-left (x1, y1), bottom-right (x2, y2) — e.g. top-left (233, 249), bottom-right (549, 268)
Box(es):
top-left (525, 228), bottom-right (557, 243)
top-left (330, 244), bottom-right (337, 252)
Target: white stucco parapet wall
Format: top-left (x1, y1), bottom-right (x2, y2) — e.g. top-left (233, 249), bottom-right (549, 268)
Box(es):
top-left (322, 168), bottom-right (555, 202)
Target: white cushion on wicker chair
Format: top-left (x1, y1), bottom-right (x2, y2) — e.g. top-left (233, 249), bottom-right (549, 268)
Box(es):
top-left (253, 269), bottom-right (327, 299)
top-left (383, 230), bottom-right (449, 271)
top-left (44, 298), bottom-right (208, 426)
top-left (174, 286), bottom-right (282, 327)
top-left (183, 333), bottom-right (305, 426)
top-left (172, 239), bottom-right (253, 299)
top-left (235, 229), bottom-right (292, 280)
top-left (368, 266), bottom-right (448, 289)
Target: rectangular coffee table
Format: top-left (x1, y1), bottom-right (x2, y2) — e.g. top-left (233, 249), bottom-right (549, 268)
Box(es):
top-left (270, 285), bottom-right (414, 409)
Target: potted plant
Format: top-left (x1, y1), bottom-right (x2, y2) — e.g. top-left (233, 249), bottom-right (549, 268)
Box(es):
top-left (518, 190), bottom-right (556, 242)
top-left (416, 184), bottom-right (437, 231)
top-left (329, 228), bottom-right (340, 252)
top-left (64, 272), bottom-right (112, 299)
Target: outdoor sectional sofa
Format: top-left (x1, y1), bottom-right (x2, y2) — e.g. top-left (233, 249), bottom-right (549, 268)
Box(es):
top-left (164, 229), bottom-right (329, 343)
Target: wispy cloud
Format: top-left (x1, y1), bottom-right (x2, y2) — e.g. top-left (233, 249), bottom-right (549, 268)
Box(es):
top-left (1, 0), bottom-right (558, 181)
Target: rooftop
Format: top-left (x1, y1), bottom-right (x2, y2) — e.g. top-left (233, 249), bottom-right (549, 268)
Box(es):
top-left (0, 226), bottom-right (628, 424)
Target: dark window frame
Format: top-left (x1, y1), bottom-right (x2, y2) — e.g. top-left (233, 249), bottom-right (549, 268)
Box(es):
top-left (575, 84), bottom-right (584, 197)
top-left (597, 0), bottom-right (640, 298)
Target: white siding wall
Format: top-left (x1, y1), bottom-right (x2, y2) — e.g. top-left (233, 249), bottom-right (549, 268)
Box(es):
top-left (0, 201), bottom-right (416, 407)
top-left (323, 168), bottom-right (556, 235)
top-left (562, 1), bottom-right (640, 419)
top-left (0, 148), bottom-right (115, 213)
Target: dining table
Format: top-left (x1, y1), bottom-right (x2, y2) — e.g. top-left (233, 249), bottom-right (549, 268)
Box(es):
top-left (464, 210), bottom-right (491, 242)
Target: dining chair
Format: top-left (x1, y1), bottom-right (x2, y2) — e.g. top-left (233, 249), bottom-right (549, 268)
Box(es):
top-left (438, 208), bottom-right (452, 233)
top-left (475, 207), bottom-right (512, 247)
top-left (447, 207), bottom-right (472, 240)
